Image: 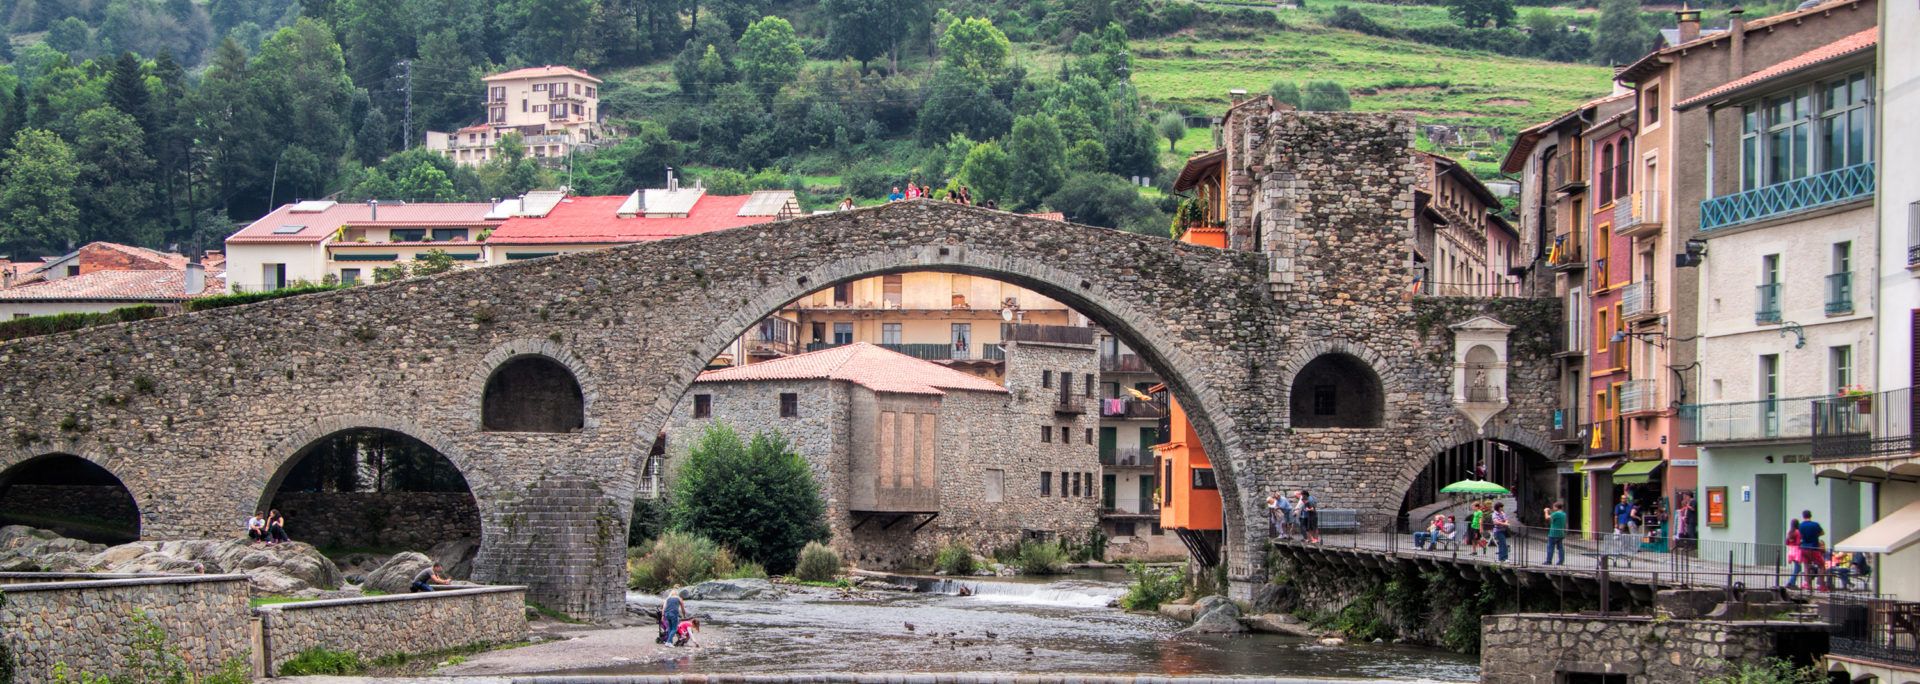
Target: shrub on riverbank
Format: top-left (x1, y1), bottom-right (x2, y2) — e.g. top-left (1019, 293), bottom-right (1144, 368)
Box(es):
top-left (1014, 541), bottom-right (1067, 575)
top-left (628, 531), bottom-right (763, 592)
top-left (794, 542), bottom-right (842, 582)
top-left (670, 425), bottom-right (829, 575)
top-left (934, 540), bottom-right (977, 576)
top-left (276, 648), bottom-right (364, 675)
top-left (1118, 561), bottom-right (1184, 611)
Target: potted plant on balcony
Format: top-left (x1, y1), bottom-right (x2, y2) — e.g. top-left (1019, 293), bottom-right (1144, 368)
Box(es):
top-left (1839, 385), bottom-right (1872, 414)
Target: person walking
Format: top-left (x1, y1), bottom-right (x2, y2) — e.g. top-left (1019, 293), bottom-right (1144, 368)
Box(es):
top-left (1491, 501), bottom-right (1512, 562)
top-left (1467, 501), bottom-right (1487, 556)
top-left (1544, 501), bottom-right (1568, 565)
top-left (1797, 510), bottom-right (1828, 592)
top-left (1613, 494), bottom-right (1635, 535)
top-left (1299, 490), bottom-right (1320, 544)
top-left (1784, 523), bottom-right (1804, 590)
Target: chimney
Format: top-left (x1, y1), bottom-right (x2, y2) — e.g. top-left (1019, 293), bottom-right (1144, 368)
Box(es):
top-left (1675, 7), bottom-right (1701, 43)
top-left (184, 259), bottom-right (205, 296)
top-left (367, 199), bottom-right (379, 222)
top-left (666, 166), bottom-right (678, 192)
top-left (1729, 9), bottom-right (1747, 74)
top-left (1229, 88), bottom-right (1249, 104)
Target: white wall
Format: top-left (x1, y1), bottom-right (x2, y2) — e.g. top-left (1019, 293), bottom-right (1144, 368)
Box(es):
top-left (225, 243), bottom-right (327, 293)
top-left (1877, 0), bottom-right (1920, 393)
top-left (1695, 205), bottom-right (1876, 403)
top-left (0, 301), bottom-right (155, 320)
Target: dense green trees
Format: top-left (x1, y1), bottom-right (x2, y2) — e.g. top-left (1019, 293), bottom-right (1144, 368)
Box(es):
top-left (0, 129), bottom-right (80, 254)
top-left (1591, 0), bottom-right (1653, 66)
top-left (1445, 0), bottom-right (1514, 29)
top-left (669, 424), bottom-right (829, 575)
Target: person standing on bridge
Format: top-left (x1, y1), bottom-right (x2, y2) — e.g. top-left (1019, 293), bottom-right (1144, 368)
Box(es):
top-left (1797, 510), bottom-right (1828, 592)
top-left (1491, 502), bottom-right (1511, 562)
top-left (1298, 490), bottom-right (1320, 544)
top-left (1544, 501), bottom-right (1568, 565)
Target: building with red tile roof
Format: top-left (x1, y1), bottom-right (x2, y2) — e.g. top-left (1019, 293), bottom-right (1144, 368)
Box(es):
top-left (484, 188), bottom-right (800, 263)
top-left (694, 342), bottom-right (1009, 396)
top-left (225, 199), bottom-right (501, 292)
top-left (0, 243), bottom-right (224, 320)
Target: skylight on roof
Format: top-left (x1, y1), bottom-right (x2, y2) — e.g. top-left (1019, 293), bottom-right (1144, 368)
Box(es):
top-left (273, 225), bottom-right (306, 235)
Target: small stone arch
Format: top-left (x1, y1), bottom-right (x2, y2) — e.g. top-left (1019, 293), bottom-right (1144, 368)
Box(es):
top-left (471, 338), bottom-right (599, 433)
top-left (1285, 350), bottom-right (1388, 429)
top-left (0, 449), bottom-right (143, 543)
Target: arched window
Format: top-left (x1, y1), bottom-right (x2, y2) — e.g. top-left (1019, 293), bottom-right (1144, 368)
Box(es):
top-left (482, 355), bottom-right (585, 432)
top-left (1599, 143), bottom-right (1615, 205)
top-left (1289, 353), bottom-right (1385, 429)
top-left (1614, 139), bottom-right (1631, 198)
top-left (0, 454), bottom-right (140, 544)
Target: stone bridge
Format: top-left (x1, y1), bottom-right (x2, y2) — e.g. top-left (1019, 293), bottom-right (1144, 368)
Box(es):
top-left (0, 113), bottom-right (1549, 619)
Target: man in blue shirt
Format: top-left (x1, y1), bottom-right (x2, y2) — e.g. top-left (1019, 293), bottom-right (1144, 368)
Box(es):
top-left (1613, 495), bottom-right (1635, 534)
top-left (1798, 510), bottom-right (1828, 591)
top-left (887, 186), bottom-right (905, 202)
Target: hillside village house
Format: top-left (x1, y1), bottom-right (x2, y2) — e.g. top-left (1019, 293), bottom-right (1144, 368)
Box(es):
top-left (223, 187), bottom-right (799, 292)
top-left (1414, 151), bottom-right (1523, 297)
top-left (0, 243), bottom-right (223, 319)
top-left (659, 339), bottom-right (1102, 568)
top-left (423, 66), bottom-right (614, 166)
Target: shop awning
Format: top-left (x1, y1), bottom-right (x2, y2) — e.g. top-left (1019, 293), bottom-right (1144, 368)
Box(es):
top-left (1578, 456), bottom-right (1624, 473)
top-left (1611, 459), bottom-right (1664, 484)
top-left (1836, 501), bottom-right (1920, 554)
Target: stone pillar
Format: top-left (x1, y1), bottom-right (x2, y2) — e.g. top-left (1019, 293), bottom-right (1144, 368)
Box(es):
top-left (472, 475), bottom-right (630, 621)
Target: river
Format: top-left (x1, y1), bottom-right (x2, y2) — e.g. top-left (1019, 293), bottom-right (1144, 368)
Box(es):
top-left (557, 569), bottom-right (1479, 682)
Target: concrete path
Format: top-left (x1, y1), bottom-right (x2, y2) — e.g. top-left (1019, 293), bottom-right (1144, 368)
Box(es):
top-left (434, 623), bottom-right (730, 677)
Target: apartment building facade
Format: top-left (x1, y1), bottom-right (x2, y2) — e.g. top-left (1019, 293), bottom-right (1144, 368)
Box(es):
top-left (1413, 151), bottom-right (1523, 297)
top-left (423, 66), bottom-right (614, 167)
top-left (1677, 27), bottom-right (1878, 554)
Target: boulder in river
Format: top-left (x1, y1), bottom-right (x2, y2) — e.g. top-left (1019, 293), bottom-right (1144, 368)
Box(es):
top-left (366, 551), bottom-right (434, 594)
top-left (1179, 595), bottom-right (1248, 634)
top-left (675, 578), bottom-right (781, 601)
top-left (0, 526), bottom-right (343, 594)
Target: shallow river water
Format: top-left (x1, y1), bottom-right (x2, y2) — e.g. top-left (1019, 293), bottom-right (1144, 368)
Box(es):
top-left (561, 570), bottom-right (1479, 682)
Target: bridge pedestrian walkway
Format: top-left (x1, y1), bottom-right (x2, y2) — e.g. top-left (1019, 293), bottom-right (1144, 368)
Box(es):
top-left (1270, 524), bottom-right (1873, 595)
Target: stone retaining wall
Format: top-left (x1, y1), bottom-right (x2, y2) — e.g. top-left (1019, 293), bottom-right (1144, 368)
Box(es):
top-left (1479, 613), bottom-right (1829, 683)
top-left (0, 574), bottom-right (252, 679)
top-left (270, 491), bottom-right (481, 549)
top-left (256, 585), bottom-right (527, 672)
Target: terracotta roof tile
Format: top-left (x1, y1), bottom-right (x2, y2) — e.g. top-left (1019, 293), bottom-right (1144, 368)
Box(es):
top-left (484, 66), bottom-right (602, 83)
top-left (0, 268), bottom-right (226, 301)
top-left (486, 194), bottom-right (778, 245)
top-left (1677, 28), bottom-right (1875, 109)
top-left (694, 342), bottom-right (1009, 396)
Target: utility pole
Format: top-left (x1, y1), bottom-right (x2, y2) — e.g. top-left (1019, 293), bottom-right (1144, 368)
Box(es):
top-left (400, 59), bottom-right (414, 150)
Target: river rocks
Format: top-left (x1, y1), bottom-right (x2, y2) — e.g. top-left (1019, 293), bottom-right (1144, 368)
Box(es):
top-left (0, 525), bottom-right (107, 570)
top-left (1243, 613), bottom-right (1320, 638)
top-left (0, 526), bottom-right (342, 594)
top-left (1318, 637), bottom-right (1347, 647)
top-left (1180, 595), bottom-right (1248, 634)
top-left (1158, 600), bottom-right (1197, 622)
top-left (429, 538), bottom-right (480, 579)
top-left (366, 552), bottom-right (434, 594)
top-left (675, 578), bottom-right (781, 601)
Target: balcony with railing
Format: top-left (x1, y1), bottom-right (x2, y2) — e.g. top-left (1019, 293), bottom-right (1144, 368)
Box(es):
top-left (1676, 396), bottom-right (1821, 445)
top-left (1827, 271), bottom-right (1854, 315)
top-left (1621, 280), bottom-right (1656, 322)
top-left (1620, 379), bottom-right (1659, 416)
top-left (1547, 231), bottom-right (1585, 271)
top-left (1099, 446), bottom-right (1154, 467)
top-left (1755, 283), bottom-right (1782, 324)
top-left (1813, 388), bottom-right (1916, 461)
top-left (1823, 595), bottom-right (1920, 671)
top-left (1100, 352), bottom-right (1153, 374)
top-left (1003, 323), bottom-right (1096, 346)
top-left (1613, 191), bottom-right (1662, 237)
top-left (1589, 420), bottom-right (1620, 454)
top-left (1100, 398), bottom-right (1166, 420)
top-left (1700, 162), bottom-right (1875, 232)
top-left (1550, 408), bottom-right (1580, 444)
top-left (805, 341), bottom-right (1004, 362)
top-left (745, 318), bottom-right (799, 358)
top-left (1551, 153), bottom-right (1586, 194)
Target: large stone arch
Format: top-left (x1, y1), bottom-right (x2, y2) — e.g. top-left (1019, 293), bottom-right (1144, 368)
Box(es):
top-left (0, 448), bottom-right (145, 542)
top-left (0, 201), bottom-right (1319, 617)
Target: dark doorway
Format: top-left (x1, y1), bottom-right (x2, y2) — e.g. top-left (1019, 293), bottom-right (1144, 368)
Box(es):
top-left (264, 428), bottom-right (481, 569)
top-left (1289, 353), bottom-right (1384, 428)
top-left (0, 454), bottom-right (140, 544)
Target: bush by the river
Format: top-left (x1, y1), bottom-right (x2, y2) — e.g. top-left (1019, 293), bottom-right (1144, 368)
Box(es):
top-left (670, 424), bottom-right (830, 575)
top-left (274, 648), bottom-right (365, 676)
top-left (1700, 658), bottom-right (1829, 684)
top-left (1118, 561), bottom-right (1185, 611)
top-left (1014, 541), bottom-right (1067, 575)
top-left (934, 540), bottom-right (977, 576)
top-left (628, 530), bottom-right (763, 592)
top-left (793, 541), bottom-right (842, 582)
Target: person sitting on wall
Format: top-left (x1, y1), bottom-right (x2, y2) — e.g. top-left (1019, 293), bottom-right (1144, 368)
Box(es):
top-left (410, 563), bottom-right (452, 592)
top-left (266, 509), bottom-right (290, 544)
top-left (246, 513), bottom-right (267, 544)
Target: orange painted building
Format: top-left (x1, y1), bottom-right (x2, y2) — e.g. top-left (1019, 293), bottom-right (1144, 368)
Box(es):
top-left (1153, 149), bottom-right (1233, 564)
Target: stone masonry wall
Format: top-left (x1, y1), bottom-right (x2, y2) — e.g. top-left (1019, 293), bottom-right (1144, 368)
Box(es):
top-left (1479, 613), bottom-right (1823, 684)
top-left (0, 575), bottom-right (252, 679)
top-left (257, 585), bottom-right (527, 672)
top-left (270, 491), bottom-right (480, 550)
top-left (0, 119), bottom-right (1487, 616)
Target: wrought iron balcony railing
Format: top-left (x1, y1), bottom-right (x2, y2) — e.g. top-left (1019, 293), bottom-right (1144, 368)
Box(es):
top-left (1827, 271), bottom-right (1854, 315)
top-left (1100, 353), bottom-right (1152, 373)
top-left (1676, 395), bottom-right (1822, 444)
top-left (1824, 596), bottom-right (1920, 669)
top-left (1100, 398), bottom-right (1165, 419)
top-left (1099, 447), bottom-right (1154, 467)
top-left (1700, 163), bottom-right (1875, 232)
top-left (1614, 191), bottom-right (1662, 235)
top-left (1756, 283), bottom-right (1782, 324)
top-left (1812, 387), bottom-right (1916, 461)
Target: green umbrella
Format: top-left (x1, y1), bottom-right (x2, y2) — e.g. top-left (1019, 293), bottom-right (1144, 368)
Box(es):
top-left (1439, 479), bottom-right (1511, 495)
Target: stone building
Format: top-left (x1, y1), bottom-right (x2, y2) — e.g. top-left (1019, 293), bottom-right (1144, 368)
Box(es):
top-left (1096, 332), bottom-right (1182, 559)
top-left (661, 339), bottom-right (1101, 568)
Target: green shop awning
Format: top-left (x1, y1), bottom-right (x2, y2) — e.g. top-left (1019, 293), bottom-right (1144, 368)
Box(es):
top-left (1612, 459), bottom-right (1665, 484)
